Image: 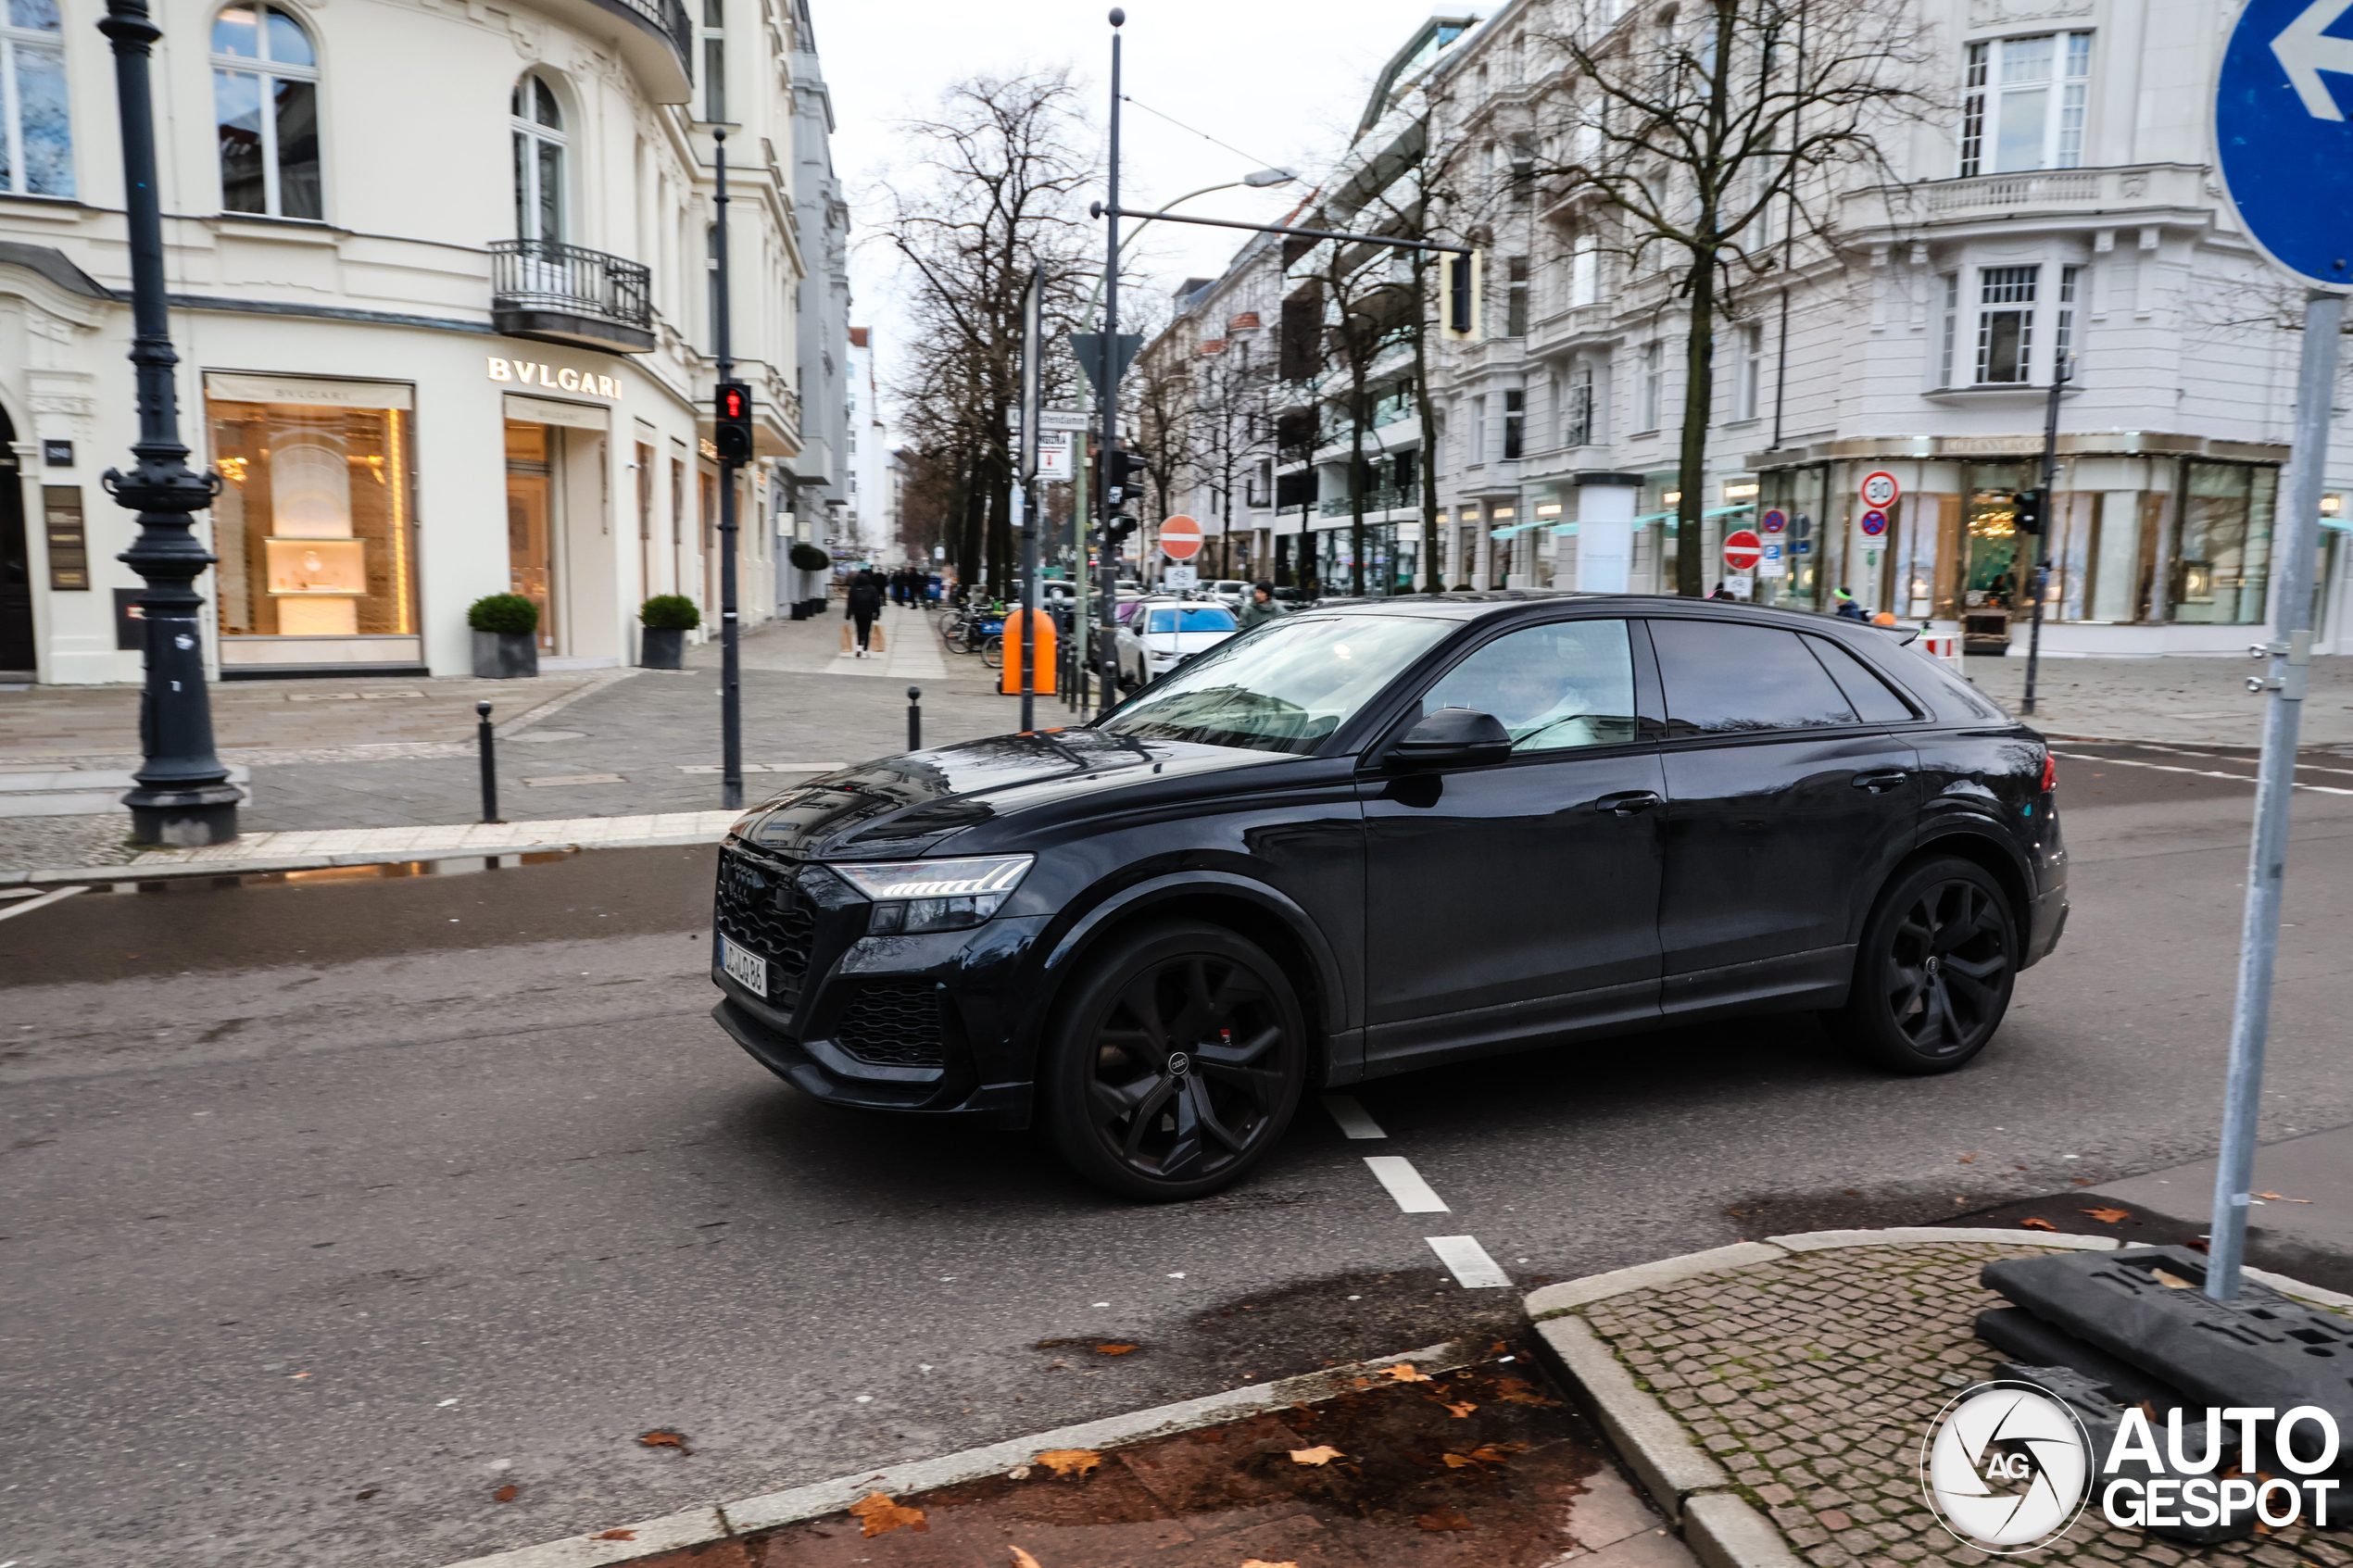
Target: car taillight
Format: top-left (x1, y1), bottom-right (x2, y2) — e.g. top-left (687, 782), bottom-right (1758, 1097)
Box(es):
top-left (2040, 751), bottom-right (2057, 794)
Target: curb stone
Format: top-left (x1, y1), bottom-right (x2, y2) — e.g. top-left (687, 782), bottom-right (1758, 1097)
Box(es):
top-left (435, 1340), bottom-right (1486, 1568)
top-left (1519, 1225), bottom-right (2349, 1568)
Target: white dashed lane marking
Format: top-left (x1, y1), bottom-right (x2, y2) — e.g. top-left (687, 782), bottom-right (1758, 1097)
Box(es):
top-left (1363, 1156), bottom-right (1450, 1213)
top-left (1426, 1235), bottom-right (1514, 1288)
top-left (1321, 1095), bottom-right (1387, 1139)
top-left (2053, 751), bottom-right (2353, 796)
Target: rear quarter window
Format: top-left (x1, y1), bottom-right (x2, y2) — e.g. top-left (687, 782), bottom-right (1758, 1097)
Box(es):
top-left (1649, 619), bottom-right (1858, 735)
top-left (1805, 636), bottom-right (1920, 723)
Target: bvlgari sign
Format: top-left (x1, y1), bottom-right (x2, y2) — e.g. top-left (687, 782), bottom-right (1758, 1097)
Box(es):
top-left (486, 356), bottom-right (623, 398)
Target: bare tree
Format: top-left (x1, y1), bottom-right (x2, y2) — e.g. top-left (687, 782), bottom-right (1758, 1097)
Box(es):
top-left (1529, 0), bottom-right (1933, 596)
top-left (884, 70), bottom-right (1096, 596)
top-left (1188, 334), bottom-right (1281, 580)
top-left (1288, 235), bottom-right (1418, 596)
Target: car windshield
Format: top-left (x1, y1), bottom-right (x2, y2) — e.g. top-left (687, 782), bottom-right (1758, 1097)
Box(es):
top-left (1100, 613), bottom-right (1452, 755)
top-left (1145, 606), bottom-right (1237, 634)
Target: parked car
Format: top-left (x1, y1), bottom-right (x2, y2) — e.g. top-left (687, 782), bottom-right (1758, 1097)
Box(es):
top-left (1205, 580), bottom-right (1250, 608)
top-left (1113, 600), bottom-right (1240, 689)
top-left (709, 596), bottom-right (2066, 1200)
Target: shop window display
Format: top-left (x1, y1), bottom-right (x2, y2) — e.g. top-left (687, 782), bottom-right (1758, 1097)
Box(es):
top-left (209, 398), bottom-right (416, 638)
top-left (2174, 460), bottom-right (2274, 626)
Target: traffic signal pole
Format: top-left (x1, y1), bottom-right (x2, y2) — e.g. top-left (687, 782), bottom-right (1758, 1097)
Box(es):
top-left (2020, 353), bottom-right (2069, 718)
top-left (712, 127), bottom-right (743, 810)
top-left (1097, 9), bottom-right (1126, 719)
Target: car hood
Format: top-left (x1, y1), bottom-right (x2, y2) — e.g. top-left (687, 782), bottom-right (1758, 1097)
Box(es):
top-left (728, 728), bottom-right (1283, 859)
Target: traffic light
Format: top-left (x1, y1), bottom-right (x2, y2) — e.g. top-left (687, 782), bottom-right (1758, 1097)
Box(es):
top-left (2013, 487), bottom-right (2045, 536)
top-left (1101, 448), bottom-right (1146, 504)
top-left (713, 382), bottom-right (754, 464)
top-left (1105, 514), bottom-right (1139, 546)
top-left (1441, 249), bottom-right (1483, 341)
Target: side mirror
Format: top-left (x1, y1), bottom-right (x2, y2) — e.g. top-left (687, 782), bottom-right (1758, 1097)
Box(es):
top-left (1390, 708), bottom-right (1513, 770)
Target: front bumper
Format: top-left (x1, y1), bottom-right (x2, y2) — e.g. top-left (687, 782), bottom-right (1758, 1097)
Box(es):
top-left (711, 997), bottom-right (1032, 1126)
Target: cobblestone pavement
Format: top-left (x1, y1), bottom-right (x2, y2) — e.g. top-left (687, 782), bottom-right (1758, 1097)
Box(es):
top-left (0, 608), bottom-right (1055, 863)
top-left (1575, 1241), bottom-right (2349, 1567)
top-left (1964, 653), bottom-right (2353, 746)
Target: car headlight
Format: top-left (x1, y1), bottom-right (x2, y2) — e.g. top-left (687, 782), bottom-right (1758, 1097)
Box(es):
top-left (836, 854), bottom-right (1035, 935)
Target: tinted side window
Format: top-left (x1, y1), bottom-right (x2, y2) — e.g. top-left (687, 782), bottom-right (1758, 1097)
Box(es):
top-left (1650, 619), bottom-right (1857, 737)
top-left (1806, 637), bottom-right (1919, 723)
top-left (1423, 619), bottom-right (1638, 751)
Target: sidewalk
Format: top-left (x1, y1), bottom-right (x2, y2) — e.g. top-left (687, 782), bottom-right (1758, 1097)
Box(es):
top-left (0, 608), bottom-right (1038, 872)
top-left (1964, 652), bottom-right (2353, 746)
top-left (1526, 1229), bottom-right (2353, 1568)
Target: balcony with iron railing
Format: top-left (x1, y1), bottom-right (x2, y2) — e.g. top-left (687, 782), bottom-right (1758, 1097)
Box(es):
top-left (1320, 485), bottom-right (1411, 516)
top-left (490, 240), bottom-right (656, 354)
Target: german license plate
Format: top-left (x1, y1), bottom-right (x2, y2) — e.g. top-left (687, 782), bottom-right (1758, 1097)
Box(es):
top-left (719, 935), bottom-right (768, 997)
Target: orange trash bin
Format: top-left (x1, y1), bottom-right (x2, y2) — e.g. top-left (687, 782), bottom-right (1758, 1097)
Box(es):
top-left (1000, 608), bottom-right (1058, 696)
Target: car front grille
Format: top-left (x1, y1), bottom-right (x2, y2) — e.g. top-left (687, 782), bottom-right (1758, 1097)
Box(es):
top-left (835, 980), bottom-right (947, 1068)
top-left (715, 848), bottom-right (817, 1009)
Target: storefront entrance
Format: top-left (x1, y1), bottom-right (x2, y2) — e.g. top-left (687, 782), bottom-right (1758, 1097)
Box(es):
top-left (0, 409), bottom-right (31, 674)
top-left (1963, 485), bottom-right (2023, 653)
top-left (504, 420), bottom-right (559, 652)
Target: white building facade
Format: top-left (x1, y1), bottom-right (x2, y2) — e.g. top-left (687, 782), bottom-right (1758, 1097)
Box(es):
top-left (843, 323), bottom-right (891, 562)
top-left (0, 0), bottom-right (804, 684)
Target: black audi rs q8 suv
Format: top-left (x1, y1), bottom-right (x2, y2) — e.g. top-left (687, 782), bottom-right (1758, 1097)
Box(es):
top-left (711, 596), bottom-right (2066, 1199)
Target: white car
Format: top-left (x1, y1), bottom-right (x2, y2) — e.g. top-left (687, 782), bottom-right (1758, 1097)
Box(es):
top-left (1206, 579), bottom-right (1250, 608)
top-left (1114, 600), bottom-right (1239, 689)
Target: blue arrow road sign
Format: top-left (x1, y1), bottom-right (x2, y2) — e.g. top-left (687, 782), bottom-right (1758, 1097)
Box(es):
top-left (2217, 0), bottom-right (2353, 284)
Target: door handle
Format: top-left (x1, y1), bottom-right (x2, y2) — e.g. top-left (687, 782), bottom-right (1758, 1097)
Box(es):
top-left (1594, 790), bottom-right (1663, 816)
top-left (1852, 769), bottom-right (1908, 795)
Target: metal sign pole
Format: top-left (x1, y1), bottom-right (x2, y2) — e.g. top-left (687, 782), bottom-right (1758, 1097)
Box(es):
top-left (1017, 264), bottom-right (1043, 733)
top-left (713, 128), bottom-right (743, 811)
top-left (2207, 286), bottom-right (2339, 1301)
top-left (1096, 8), bottom-right (1126, 719)
top-left (2021, 355), bottom-right (2070, 717)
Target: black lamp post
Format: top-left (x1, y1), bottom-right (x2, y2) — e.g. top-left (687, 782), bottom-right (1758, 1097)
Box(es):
top-left (712, 127), bottom-right (743, 810)
top-left (99, 0), bottom-right (241, 845)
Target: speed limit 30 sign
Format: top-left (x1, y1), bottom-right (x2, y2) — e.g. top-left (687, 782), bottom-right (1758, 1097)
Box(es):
top-left (1859, 470), bottom-right (1899, 509)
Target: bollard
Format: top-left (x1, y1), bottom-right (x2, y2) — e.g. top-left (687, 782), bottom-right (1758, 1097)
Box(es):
top-left (906, 684), bottom-right (922, 752)
top-left (475, 700), bottom-right (501, 823)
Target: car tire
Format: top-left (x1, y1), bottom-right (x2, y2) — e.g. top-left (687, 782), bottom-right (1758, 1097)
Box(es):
top-left (1827, 856), bottom-right (2018, 1074)
top-left (1040, 920), bottom-right (1307, 1201)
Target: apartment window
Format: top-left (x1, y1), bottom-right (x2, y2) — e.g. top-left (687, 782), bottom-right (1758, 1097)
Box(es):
top-left (1638, 341), bottom-right (1662, 432)
top-left (1, 0), bottom-right (71, 197)
top-left (511, 73), bottom-right (565, 245)
top-left (212, 5), bottom-right (321, 219)
top-left (1566, 366), bottom-right (1595, 447)
top-left (1505, 255), bottom-right (1529, 336)
top-left (1508, 33), bottom-right (1525, 84)
top-left (1735, 323), bottom-right (1763, 421)
top-left (1503, 389), bottom-right (1525, 459)
top-left (701, 0), bottom-right (725, 125)
top-left (1570, 232), bottom-right (1598, 307)
top-left (2055, 264), bottom-right (2081, 371)
top-left (1975, 266), bottom-right (2038, 383)
top-left (1938, 273), bottom-right (1959, 386)
top-left (1470, 395), bottom-right (1488, 465)
top-left (1960, 31), bottom-right (2092, 177)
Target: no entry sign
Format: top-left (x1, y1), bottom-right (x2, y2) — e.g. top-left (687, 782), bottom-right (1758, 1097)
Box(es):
top-left (1722, 528), bottom-right (1763, 571)
top-left (1159, 515), bottom-right (1203, 561)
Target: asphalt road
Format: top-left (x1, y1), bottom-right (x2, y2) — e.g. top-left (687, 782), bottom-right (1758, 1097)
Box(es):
top-left (6, 747), bottom-right (2353, 1567)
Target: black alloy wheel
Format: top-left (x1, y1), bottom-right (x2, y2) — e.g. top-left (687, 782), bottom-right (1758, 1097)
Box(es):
top-left (1042, 921), bottom-right (1306, 1200)
top-left (1830, 857), bottom-right (2016, 1074)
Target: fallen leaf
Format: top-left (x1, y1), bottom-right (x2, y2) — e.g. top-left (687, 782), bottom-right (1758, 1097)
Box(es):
top-left (1442, 1452), bottom-right (1478, 1469)
top-left (589, 1529), bottom-right (636, 1541)
top-left (1091, 1343), bottom-right (1139, 1356)
top-left (1491, 1377), bottom-right (1556, 1406)
top-left (1009, 1549), bottom-right (1042, 1568)
top-left (1289, 1445), bottom-right (1345, 1466)
top-left (1035, 1449), bottom-right (1101, 1477)
top-left (355, 1489), bottom-right (379, 1501)
top-left (2019, 1217), bottom-right (2059, 1232)
top-left (2154, 1268), bottom-right (2197, 1289)
top-left (636, 1429), bottom-right (690, 1453)
top-left (493, 1485), bottom-right (519, 1502)
top-left (1442, 1401), bottom-right (1478, 1418)
top-left (1239, 1562), bottom-right (1301, 1568)
top-left (1957, 1152), bottom-right (1979, 1163)
top-left (2070, 1177), bottom-right (2095, 1186)
top-left (1416, 1507), bottom-right (1475, 1532)
top-left (1380, 1362), bottom-right (1432, 1383)
top-left (848, 1492), bottom-right (928, 1537)
top-left (2082, 1207), bottom-right (2131, 1224)
top-left (2256, 1192), bottom-right (2316, 1203)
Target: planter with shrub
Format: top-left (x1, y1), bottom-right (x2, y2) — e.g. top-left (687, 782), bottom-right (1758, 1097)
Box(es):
top-left (637, 595), bottom-right (700, 669)
top-left (787, 542), bottom-right (832, 619)
top-left (468, 594), bottom-right (541, 678)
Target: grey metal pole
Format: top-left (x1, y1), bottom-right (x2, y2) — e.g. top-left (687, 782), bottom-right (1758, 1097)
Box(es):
top-left (714, 128), bottom-right (743, 811)
top-left (1096, 8), bottom-right (1125, 719)
top-left (475, 700), bottom-right (500, 823)
top-left (2206, 286), bottom-right (2342, 1301)
top-left (2021, 354), bottom-right (2069, 717)
top-left (906, 684), bottom-right (922, 751)
top-left (100, 0), bottom-right (243, 847)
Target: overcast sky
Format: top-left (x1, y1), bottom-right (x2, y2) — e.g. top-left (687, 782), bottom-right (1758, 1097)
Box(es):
top-left (813, 0), bottom-right (1475, 420)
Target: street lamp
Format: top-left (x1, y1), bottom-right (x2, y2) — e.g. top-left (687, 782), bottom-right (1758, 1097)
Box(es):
top-left (99, 0), bottom-right (242, 846)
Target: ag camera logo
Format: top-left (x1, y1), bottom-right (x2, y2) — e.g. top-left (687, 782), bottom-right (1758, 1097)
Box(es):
top-left (1920, 1382), bottom-right (2092, 1554)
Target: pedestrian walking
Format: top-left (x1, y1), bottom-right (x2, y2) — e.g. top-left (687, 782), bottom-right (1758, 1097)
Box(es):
top-left (1709, 581), bottom-right (1735, 601)
top-left (847, 569), bottom-right (885, 657)
top-left (1237, 581), bottom-right (1281, 632)
top-left (1833, 586), bottom-right (1867, 621)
